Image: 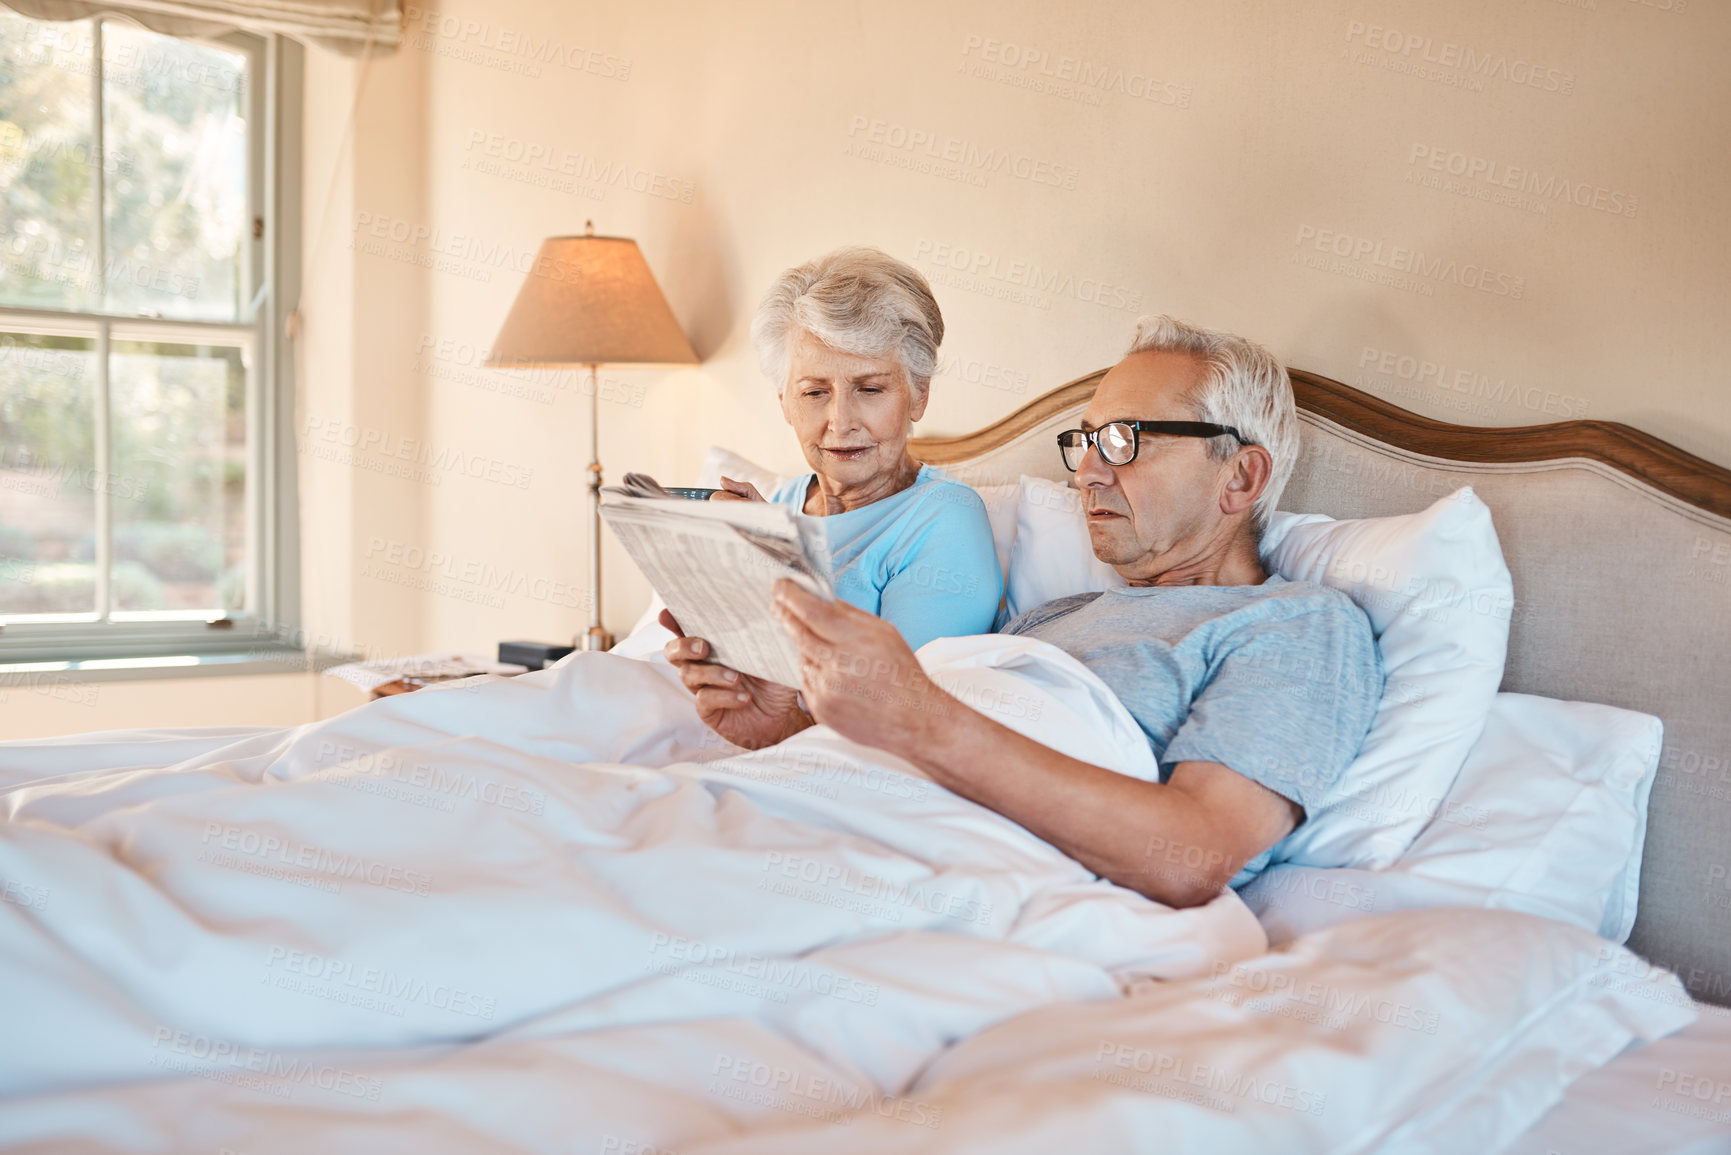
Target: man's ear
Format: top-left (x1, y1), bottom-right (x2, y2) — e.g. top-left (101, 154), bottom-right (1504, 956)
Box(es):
top-left (1219, 445), bottom-right (1273, 517)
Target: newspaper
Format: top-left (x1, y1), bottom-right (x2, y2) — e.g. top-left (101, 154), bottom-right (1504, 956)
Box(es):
top-left (600, 474), bottom-right (833, 686)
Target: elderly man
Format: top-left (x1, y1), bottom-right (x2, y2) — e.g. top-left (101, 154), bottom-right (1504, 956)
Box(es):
top-left (668, 316), bottom-right (1382, 909)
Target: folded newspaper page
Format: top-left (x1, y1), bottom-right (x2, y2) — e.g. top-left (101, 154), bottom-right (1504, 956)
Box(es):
top-left (600, 474), bottom-right (834, 686)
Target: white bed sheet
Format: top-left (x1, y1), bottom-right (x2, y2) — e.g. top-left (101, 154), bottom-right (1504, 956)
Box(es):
top-left (1504, 1000), bottom-right (1731, 1155)
top-left (0, 637), bottom-right (1263, 1149)
top-left (0, 637), bottom-right (1705, 1154)
top-left (0, 906), bottom-right (1696, 1155)
top-left (1244, 863), bottom-right (1731, 1155)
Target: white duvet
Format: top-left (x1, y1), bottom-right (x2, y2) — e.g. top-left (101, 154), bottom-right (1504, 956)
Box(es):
top-left (0, 637), bottom-right (1695, 1153)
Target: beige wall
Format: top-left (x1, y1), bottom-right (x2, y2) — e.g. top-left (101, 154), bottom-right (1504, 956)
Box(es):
top-left (22, 0), bottom-right (1729, 736)
top-left (369, 0), bottom-right (1730, 658)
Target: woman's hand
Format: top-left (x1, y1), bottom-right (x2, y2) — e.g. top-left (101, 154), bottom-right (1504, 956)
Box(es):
top-left (660, 609), bottom-right (811, 750)
top-left (709, 475), bottom-right (767, 503)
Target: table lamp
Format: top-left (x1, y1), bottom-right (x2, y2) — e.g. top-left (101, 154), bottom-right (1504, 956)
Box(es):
top-left (485, 223), bottom-right (698, 651)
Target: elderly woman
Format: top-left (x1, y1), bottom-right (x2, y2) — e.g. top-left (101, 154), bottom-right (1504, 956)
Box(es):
top-left (663, 247), bottom-right (1001, 740)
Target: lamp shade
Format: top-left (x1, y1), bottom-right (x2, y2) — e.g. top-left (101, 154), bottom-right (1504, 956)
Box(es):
top-left (485, 235), bottom-right (698, 368)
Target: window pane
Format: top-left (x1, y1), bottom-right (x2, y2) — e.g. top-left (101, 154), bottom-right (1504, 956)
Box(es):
top-left (110, 337), bottom-right (246, 615)
top-left (101, 23), bottom-right (247, 321)
top-left (0, 14), bottom-right (98, 312)
top-left (0, 329), bottom-right (98, 617)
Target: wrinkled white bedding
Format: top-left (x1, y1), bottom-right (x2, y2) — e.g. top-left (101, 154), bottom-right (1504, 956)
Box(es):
top-left (0, 637), bottom-right (1266, 1147)
top-left (0, 638), bottom-right (1697, 1153)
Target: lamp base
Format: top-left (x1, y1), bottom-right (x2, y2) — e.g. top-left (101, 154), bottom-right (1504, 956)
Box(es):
top-left (579, 625), bottom-right (615, 652)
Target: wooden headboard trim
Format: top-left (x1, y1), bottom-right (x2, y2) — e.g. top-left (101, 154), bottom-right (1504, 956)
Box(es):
top-left (911, 372), bottom-right (1104, 466)
top-left (911, 367), bottom-right (1731, 520)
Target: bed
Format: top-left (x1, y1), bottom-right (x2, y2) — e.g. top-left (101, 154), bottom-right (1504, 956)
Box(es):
top-left (908, 367), bottom-right (1731, 1153)
top-left (1, 367), bottom-right (1728, 1154)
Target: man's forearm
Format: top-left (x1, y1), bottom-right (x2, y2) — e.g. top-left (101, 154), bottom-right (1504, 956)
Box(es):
top-left (769, 580), bottom-right (1289, 907)
top-left (892, 693), bottom-right (1238, 907)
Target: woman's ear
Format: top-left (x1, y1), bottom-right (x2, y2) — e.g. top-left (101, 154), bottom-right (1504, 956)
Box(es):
top-left (908, 379), bottom-right (930, 424)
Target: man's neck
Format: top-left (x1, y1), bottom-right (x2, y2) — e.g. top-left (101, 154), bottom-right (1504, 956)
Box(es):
top-left (1123, 531), bottom-right (1268, 588)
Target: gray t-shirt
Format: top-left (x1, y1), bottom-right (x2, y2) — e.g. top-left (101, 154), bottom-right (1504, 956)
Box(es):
top-left (1003, 576), bottom-right (1382, 886)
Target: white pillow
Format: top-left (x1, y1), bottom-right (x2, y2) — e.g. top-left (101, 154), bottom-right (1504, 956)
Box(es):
top-left (1001, 480), bottom-right (1512, 870)
top-left (1003, 475), bottom-right (1124, 619)
top-left (974, 481), bottom-right (1021, 582)
top-left (1263, 487), bottom-right (1512, 869)
top-left (1399, 691), bottom-right (1663, 942)
top-left (1240, 692), bottom-right (1664, 945)
top-left (697, 444), bottom-right (785, 499)
top-left (610, 596), bottom-right (681, 661)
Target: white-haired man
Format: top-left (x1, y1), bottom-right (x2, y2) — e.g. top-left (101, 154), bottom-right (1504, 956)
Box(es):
top-left (669, 317), bottom-right (1382, 909)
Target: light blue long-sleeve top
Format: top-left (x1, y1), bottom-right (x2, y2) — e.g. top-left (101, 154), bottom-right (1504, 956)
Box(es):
top-left (768, 464), bottom-right (1002, 651)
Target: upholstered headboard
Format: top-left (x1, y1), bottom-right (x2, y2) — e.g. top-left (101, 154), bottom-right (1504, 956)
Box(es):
top-left (912, 368), bottom-right (1731, 1008)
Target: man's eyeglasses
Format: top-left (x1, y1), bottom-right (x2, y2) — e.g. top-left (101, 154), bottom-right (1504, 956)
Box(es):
top-left (1057, 420), bottom-right (1250, 472)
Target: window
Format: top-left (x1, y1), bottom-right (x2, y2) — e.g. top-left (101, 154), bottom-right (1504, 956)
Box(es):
top-left (0, 13), bottom-right (303, 669)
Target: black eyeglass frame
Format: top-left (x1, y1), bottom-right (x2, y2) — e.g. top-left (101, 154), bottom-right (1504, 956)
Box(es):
top-left (1056, 420), bottom-right (1251, 472)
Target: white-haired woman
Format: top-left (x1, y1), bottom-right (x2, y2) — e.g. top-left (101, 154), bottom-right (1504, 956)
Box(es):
top-left (663, 248), bottom-right (1001, 744)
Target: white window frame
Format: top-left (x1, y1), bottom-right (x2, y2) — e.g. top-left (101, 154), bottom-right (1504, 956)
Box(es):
top-left (0, 26), bottom-right (311, 676)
